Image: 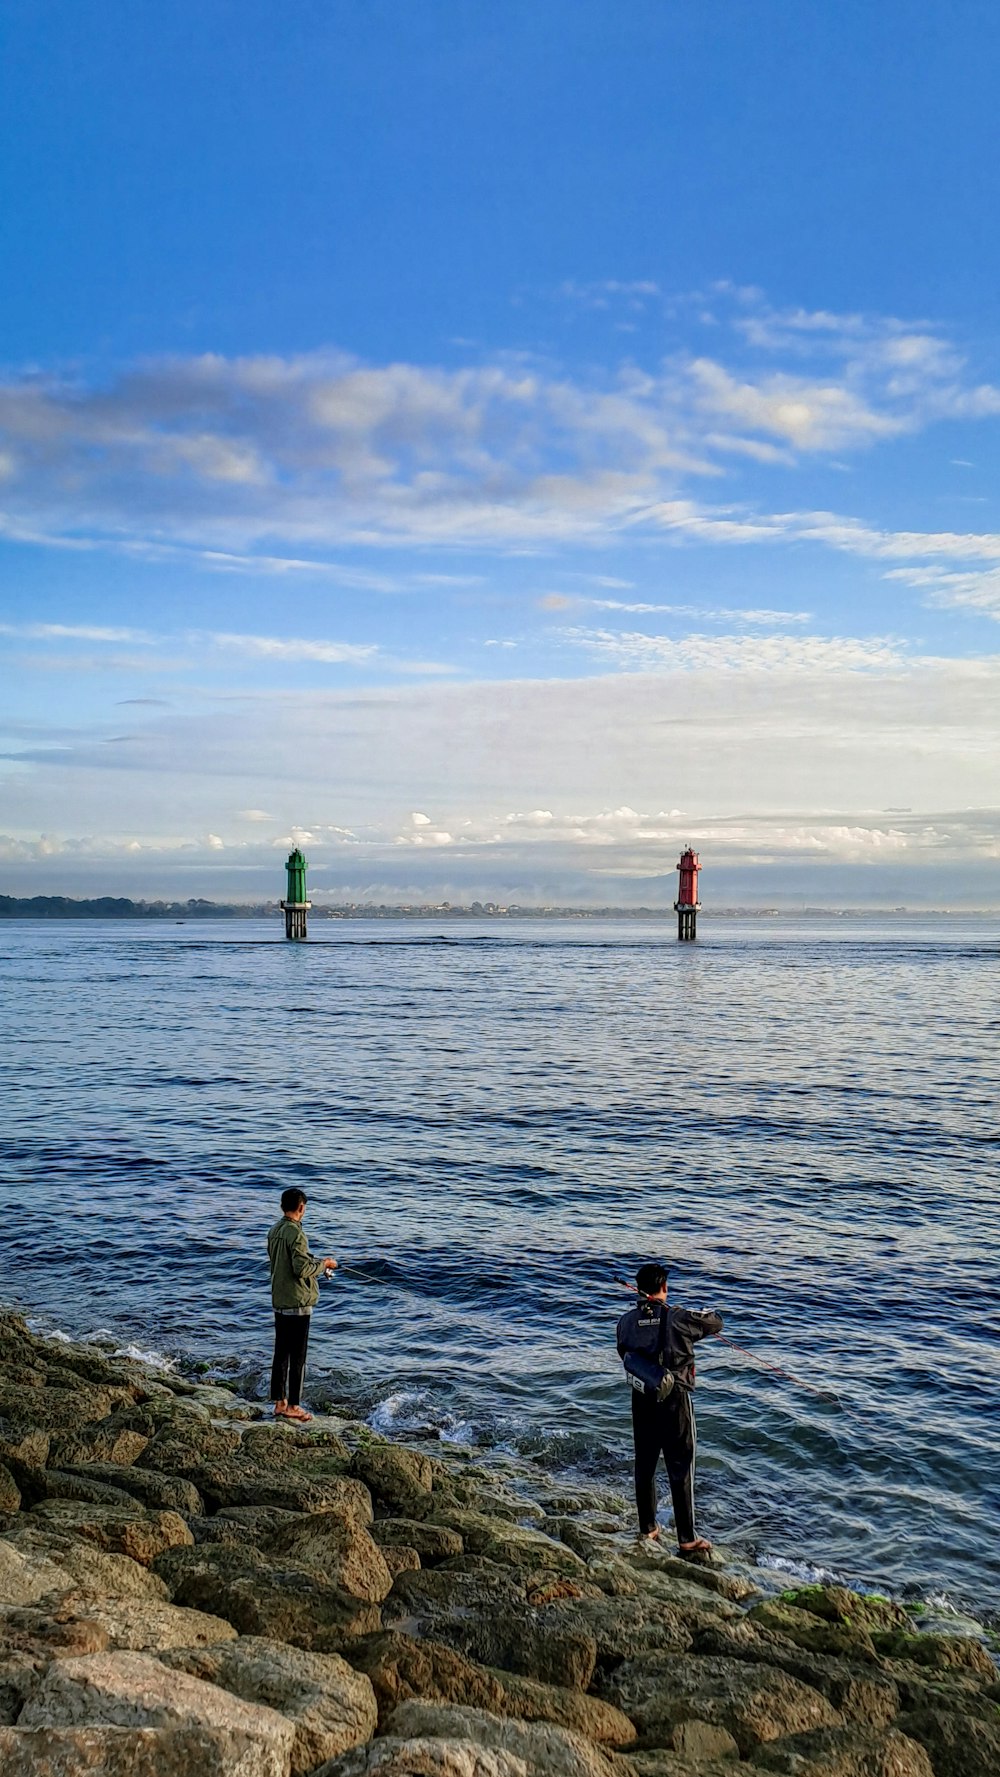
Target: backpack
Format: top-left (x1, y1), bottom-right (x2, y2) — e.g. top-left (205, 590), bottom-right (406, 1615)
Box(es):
top-left (622, 1305), bottom-right (676, 1401)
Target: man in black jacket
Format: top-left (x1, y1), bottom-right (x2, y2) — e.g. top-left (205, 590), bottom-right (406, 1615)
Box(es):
top-left (616, 1262), bottom-right (722, 1557)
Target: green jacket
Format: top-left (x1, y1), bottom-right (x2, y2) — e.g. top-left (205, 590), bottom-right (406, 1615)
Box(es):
top-left (267, 1216), bottom-right (324, 1310)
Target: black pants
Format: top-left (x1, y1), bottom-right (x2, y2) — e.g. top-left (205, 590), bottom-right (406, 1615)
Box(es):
top-left (270, 1313), bottom-right (310, 1408)
top-left (631, 1385), bottom-right (697, 1542)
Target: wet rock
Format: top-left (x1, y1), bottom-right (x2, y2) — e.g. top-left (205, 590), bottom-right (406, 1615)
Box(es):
top-left (0, 1467), bottom-right (21, 1515)
top-left (18, 1650), bottom-right (295, 1777)
top-left (62, 1464), bottom-right (203, 1517)
top-left (601, 1654), bottom-right (840, 1755)
top-left (895, 1706), bottom-right (1000, 1777)
top-left (779, 1587), bottom-right (909, 1635)
top-left (265, 1510), bottom-right (394, 1604)
top-left (0, 1722), bottom-right (293, 1777)
top-left (750, 1722), bottom-right (933, 1775)
top-left (155, 1543), bottom-right (382, 1651)
top-left (26, 1501), bottom-right (192, 1567)
top-left (352, 1446), bottom-right (434, 1520)
top-left (488, 1671), bottom-right (637, 1747)
top-left (382, 1701), bottom-right (632, 1777)
top-left (370, 1520), bottom-right (463, 1565)
top-left (319, 1735), bottom-right (528, 1777)
top-left (162, 1634), bottom-right (377, 1775)
top-left (350, 1630), bottom-right (504, 1723)
top-left (871, 1629), bottom-right (997, 1678)
top-left (72, 1598), bottom-right (238, 1652)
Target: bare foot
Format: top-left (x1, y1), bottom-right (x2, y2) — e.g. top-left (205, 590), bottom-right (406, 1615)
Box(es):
top-left (273, 1401), bottom-right (288, 1417)
top-left (282, 1405), bottom-right (313, 1423)
top-left (637, 1526), bottom-right (660, 1541)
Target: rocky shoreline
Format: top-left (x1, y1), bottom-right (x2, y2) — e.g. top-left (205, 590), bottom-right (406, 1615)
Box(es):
top-left (1, 1311), bottom-right (997, 1777)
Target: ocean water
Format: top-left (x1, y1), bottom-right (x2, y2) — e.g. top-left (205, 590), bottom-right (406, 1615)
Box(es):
top-left (1, 915), bottom-right (998, 1619)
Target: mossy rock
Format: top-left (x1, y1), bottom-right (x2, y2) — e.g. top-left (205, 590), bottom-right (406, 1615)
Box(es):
top-left (778, 1583), bottom-right (909, 1632)
top-left (872, 1628), bottom-right (998, 1679)
top-left (749, 1598), bottom-right (879, 1661)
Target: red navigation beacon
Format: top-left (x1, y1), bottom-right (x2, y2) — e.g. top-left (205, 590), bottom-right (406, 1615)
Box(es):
top-left (674, 848), bottom-right (701, 942)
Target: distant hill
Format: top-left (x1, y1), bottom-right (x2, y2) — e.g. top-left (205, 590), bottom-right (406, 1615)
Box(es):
top-left (0, 895), bottom-right (266, 919)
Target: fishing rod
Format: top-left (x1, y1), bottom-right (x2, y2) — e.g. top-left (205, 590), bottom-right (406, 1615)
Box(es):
top-left (611, 1276), bottom-right (843, 1406)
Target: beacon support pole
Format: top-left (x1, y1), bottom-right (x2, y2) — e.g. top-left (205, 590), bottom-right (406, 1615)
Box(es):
top-left (280, 847), bottom-right (311, 941)
top-left (673, 847), bottom-right (701, 942)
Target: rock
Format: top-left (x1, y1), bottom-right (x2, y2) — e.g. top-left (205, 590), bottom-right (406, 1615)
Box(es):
top-left (0, 1388), bottom-right (112, 1438)
top-left (155, 1544), bottom-right (381, 1651)
top-left (265, 1511), bottom-right (394, 1603)
top-left (318, 1735), bottom-right (527, 1777)
top-left (381, 1547), bottom-right (421, 1580)
top-left (49, 1427), bottom-right (151, 1469)
top-left (0, 1543), bottom-right (72, 1607)
top-left (18, 1649), bottom-right (295, 1777)
top-left (347, 1632), bottom-right (506, 1724)
top-left (747, 1601), bottom-right (878, 1663)
top-left (691, 1623), bottom-right (901, 1729)
top-left (488, 1671), bottom-right (638, 1747)
top-left (0, 1426), bottom-right (50, 1471)
top-left (140, 1423), bottom-right (243, 1476)
top-left (14, 1470), bottom-right (147, 1512)
top-left (895, 1707), bottom-right (1000, 1777)
top-left (750, 1722), bottom-right (934, 1775)
top-left (601, 1654), bottom-right (841, 1754)
top-left (190, 1507), bottom-right (304, 1547)
top-left (385, 1568), bottom-right (597, 1689)
top-left (371, 1521), bottom-right (463, 1565)
top-left (352, 1446), bottom-right (434, 1519)
top-left (63, 1465), bottom-right (204, 1517)
top-left (623, 1547), bottom-right (757, 1604)
top-left (382, 1702), bottom-right (631, 1777)
top-left (57, 1547), bottom-right (171, 1602)
top-left (161, 1635), bottom-right (378, 1775)
top-left (0, 1467), bottom-right (21, 1515)
top-left (26, 1501), bottom-right (192, 1567)
top-left (72, 1598), bottom-right (238, 1652)
top-left (778, 1587), bottom-right (909, 1634)
top-left (0, 1723), bottom-right (293, 1777)
top-left (196, 1467), bottom-right (368, 1516)
top-left (872, 1629), bottom-right (997, 1678)
top-left (546, 1595), bottom-right (693, 1665)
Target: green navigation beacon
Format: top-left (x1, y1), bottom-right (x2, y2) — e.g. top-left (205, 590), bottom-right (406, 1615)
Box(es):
top-left (281, 847), bottom-right (311, 941)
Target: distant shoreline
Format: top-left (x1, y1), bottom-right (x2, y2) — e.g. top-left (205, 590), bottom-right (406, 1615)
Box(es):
top-left (1, 894), bottom-right (997, 921)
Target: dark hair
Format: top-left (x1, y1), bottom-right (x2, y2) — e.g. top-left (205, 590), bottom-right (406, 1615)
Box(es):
top-left (280, 1187), bottom-right (308, 1213)
top-left (636, 1262), bottom-right (668, 1297)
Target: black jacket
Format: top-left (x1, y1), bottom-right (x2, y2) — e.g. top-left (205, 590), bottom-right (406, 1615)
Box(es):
top-left (616, 1300), bottom-right (723, 1391)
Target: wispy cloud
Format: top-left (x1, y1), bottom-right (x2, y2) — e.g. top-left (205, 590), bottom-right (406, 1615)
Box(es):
top-left (1, 292), bottom-right (997, 558)
top-left (559, 629), bottom-right (904, 673)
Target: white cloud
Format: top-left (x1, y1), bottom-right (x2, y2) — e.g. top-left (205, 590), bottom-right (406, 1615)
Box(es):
top-left (1, 300), bottom-right (997, 557)
top-left (560, 629), bottom-right (904, 673)
top-left (206, 632), bottom-right (378, 665)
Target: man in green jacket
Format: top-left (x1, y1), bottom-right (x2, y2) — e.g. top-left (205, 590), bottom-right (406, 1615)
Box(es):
top-left (267, 1187), bottom-right (337, 1422)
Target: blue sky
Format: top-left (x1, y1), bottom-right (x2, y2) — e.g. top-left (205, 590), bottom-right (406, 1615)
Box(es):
top-left (2, 0), bottom-right (999, 903)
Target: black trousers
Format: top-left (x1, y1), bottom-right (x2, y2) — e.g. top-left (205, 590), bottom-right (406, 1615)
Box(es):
top-left (270, 1313), bottom-right (310, 1408)
top-left (630, 1385), bottom-right (697, 1542)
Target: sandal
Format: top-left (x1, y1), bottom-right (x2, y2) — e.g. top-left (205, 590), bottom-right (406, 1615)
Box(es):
top-left (282, 1406), bottom-right (313, 1423)
top-left (677, 1537), bottom-right (713, 1565)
